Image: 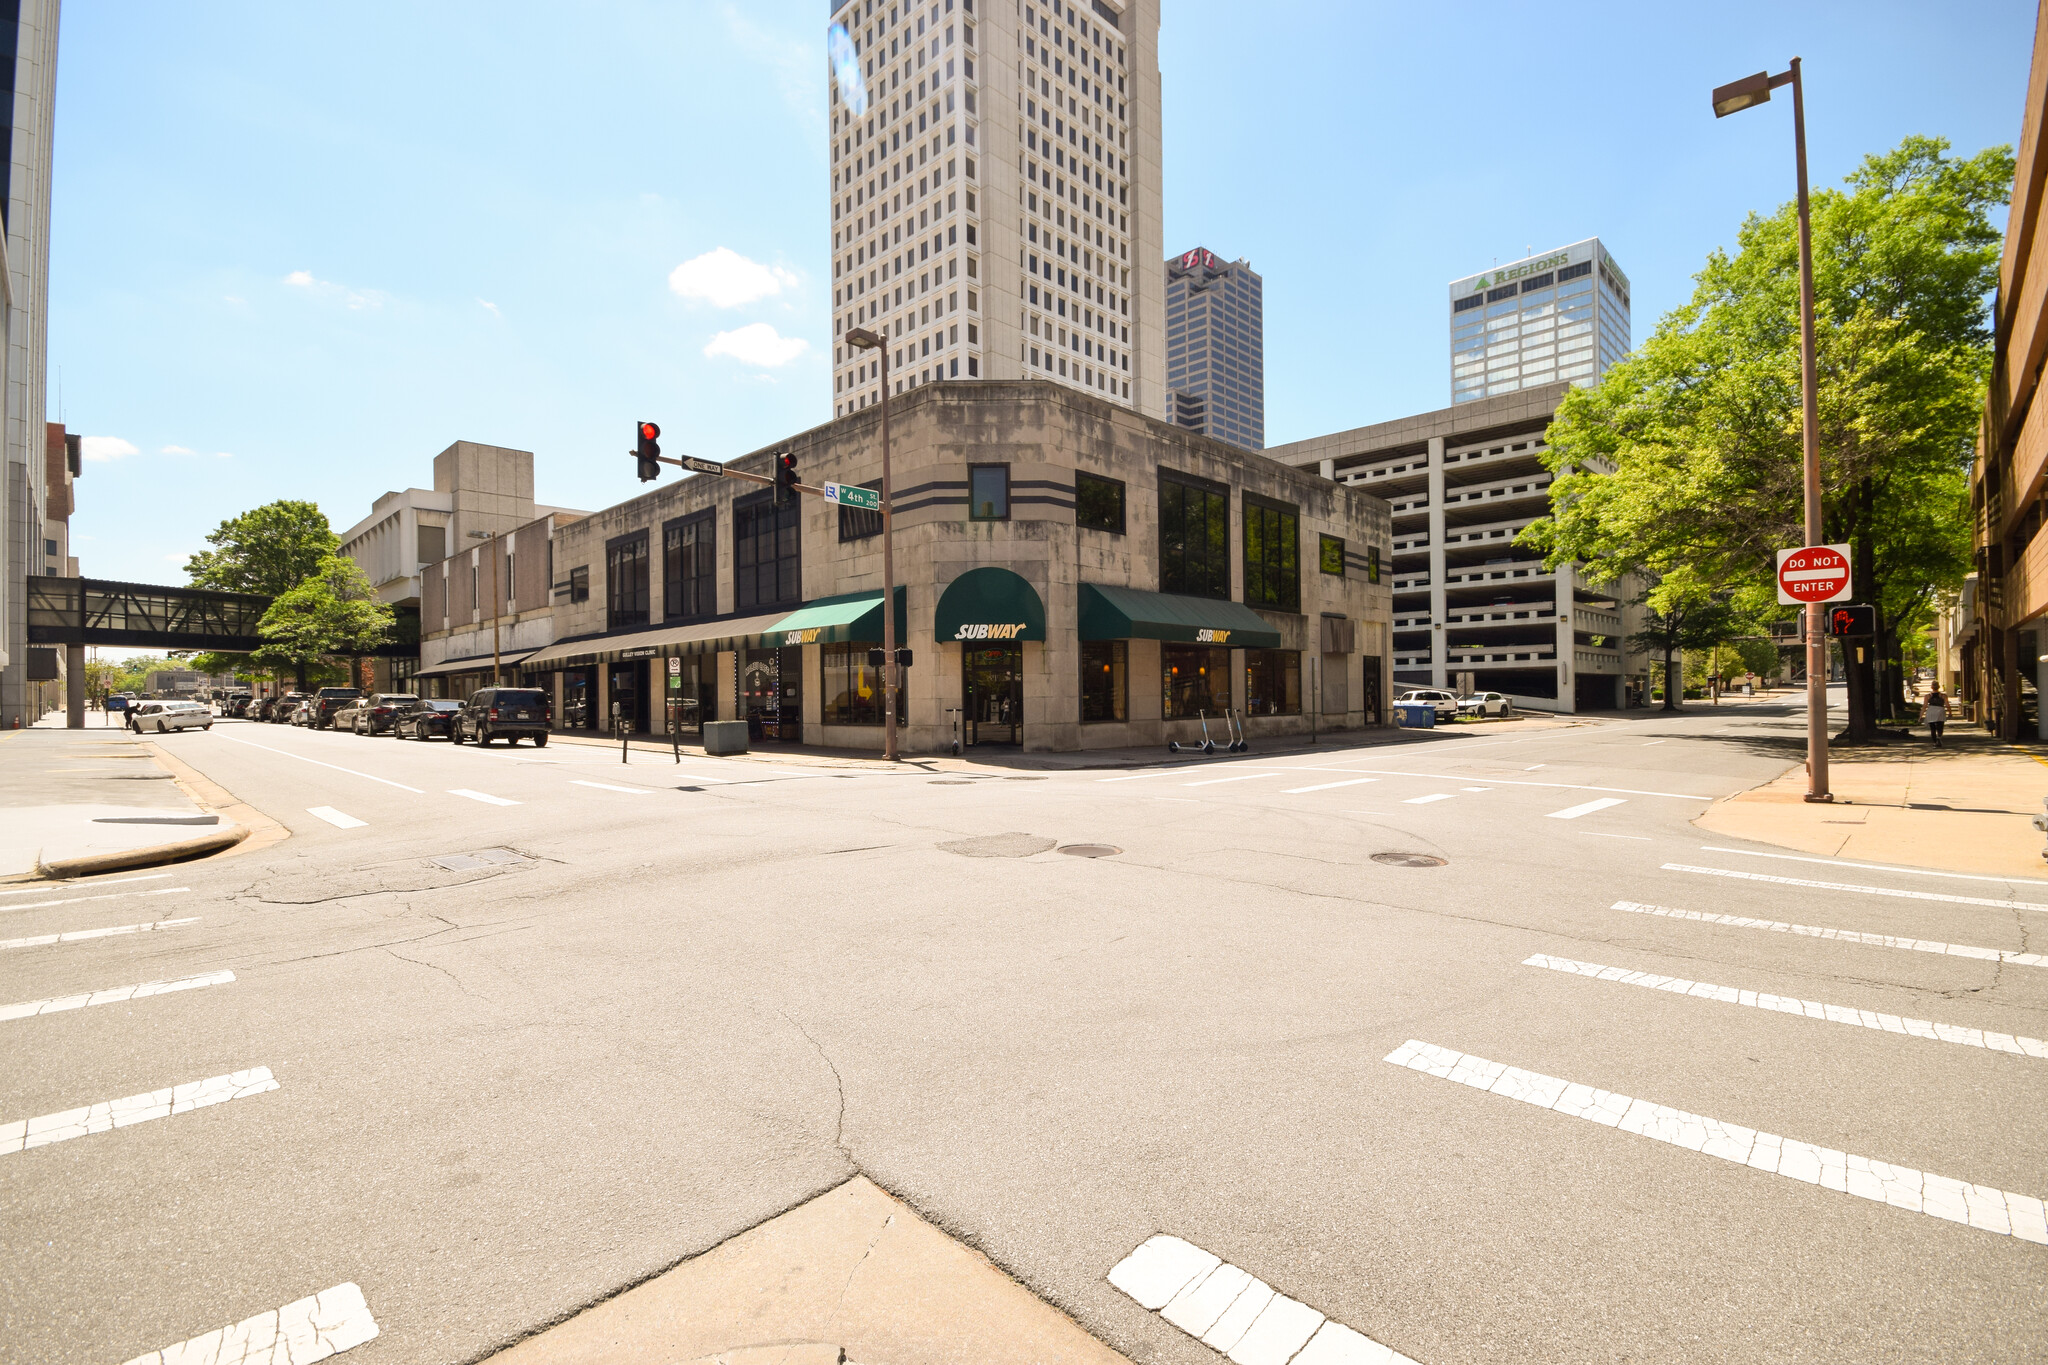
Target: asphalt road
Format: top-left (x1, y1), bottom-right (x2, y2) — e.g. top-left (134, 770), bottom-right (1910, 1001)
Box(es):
top-left (3, 699), bottom-right (2044, 1363)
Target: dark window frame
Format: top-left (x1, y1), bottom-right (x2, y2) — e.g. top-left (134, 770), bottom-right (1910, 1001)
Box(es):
top-left (838, 479), bottom-right (884, 541)
top-left (1242, 492), bottom-right (1301, 613)
top-left (1319, 533), bottom-right (1346, 577)
top-left (1158, 467), bottom-right (1230, 601)
top-left (1244, 648), bottom-right (1302, 717)
top-left (662, 509), bottom-right (717, 622)
top-left (568, 565), bottom-right (590, 603)
top-left (1080, 638), bottom-right (1127, 722)
top-left (733, 490), bottom-right (803, 612)
top-left (969, 463), bottom-right (1011, 521)
top-left (822, 641), bottom-right (908, 725)
top-left (1075, 470), bottom-right (1126, 534)
top-left (1162, 642), bottom-right (1229, 718)
top-left (606, 530), bottom-right (652, 629)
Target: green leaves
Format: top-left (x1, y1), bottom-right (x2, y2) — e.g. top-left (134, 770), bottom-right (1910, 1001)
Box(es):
top-left (251, 555), bottom-right (394, 675)
top-left (185, 501), bottom-right (338, 598)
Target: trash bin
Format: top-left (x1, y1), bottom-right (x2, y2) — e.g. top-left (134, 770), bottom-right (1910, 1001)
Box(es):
top-left (1395, 703), bottom-right (1437, 729)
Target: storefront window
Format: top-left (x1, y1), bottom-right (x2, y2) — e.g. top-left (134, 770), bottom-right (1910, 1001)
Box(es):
top-left (735, 493), bottom-right (802, 611)
top-left (563, 669), bottom-right (594, 729)
top-left (1243, 496), bottom-right (1300, 612)
top-left (1159, 470), bottom-right (1229, 599)
top-left (663, 512), bottom-right (716, 621)
top-left (823, 642), bottom-right (906, 724)
top-left (1162, 644), bottom-right (1228, 718)
top-left (1080, 639), bottom-right (1127, 722)
top-left (1319, 534), bottom-right (1346, 576)
top-left (607, 533), bottom-right (650, 629)
top-left (660, 657), bottom-right (714, 732)
top-left (1245, 649), bottom-right (1301, 716)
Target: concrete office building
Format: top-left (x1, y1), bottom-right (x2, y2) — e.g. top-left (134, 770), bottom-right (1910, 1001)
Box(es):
top-left (0, 0), bottom-right (59, 728)
top-left (826, 0), bottom-right (1165, 420)
top-left (1268, 383), bottom-right (1650, 712)
top-left (475, 382), bottom-right (1389, 753)
top-left (1450, 238), bottom-right (1630, 406)
top-left (1165, 247), bottom-right (1264, 451)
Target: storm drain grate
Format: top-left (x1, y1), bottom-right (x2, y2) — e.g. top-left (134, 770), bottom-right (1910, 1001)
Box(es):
top-left (429, 848), bottom-right (531, 872)
top-left (1371, 852), bottom-right (1447, 868)
top-left (1057, 843), bottom-right (1122, 858)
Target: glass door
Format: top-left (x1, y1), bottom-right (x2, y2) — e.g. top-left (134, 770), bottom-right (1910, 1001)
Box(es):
top-left (963, 643), bottom-right (1023, 745)
top-left (743, 648), bottom-right (804, 742)
top-left (607, 662), bottom-right (646, 732)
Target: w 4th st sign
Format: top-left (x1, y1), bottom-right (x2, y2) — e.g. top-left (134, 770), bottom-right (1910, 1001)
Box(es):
top-left (823, 482), bottom-right (881, 511)
top-left (1776, 544), bottom-right (1853, 605)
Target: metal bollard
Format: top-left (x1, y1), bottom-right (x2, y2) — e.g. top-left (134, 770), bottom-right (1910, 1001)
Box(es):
top-left (2033, 797), bottom-right (2048, 861)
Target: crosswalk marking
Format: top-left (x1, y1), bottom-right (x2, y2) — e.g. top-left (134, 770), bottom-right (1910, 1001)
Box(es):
top-left (447, 788), bottom-right (519, 806)
top-left (0, 969), bottom-right (234, 1023)
top-left (1282, 778), bottom-right (1377, 794)
top-left (1548, 797), bottom-right (1626, 820)
top-left (0, 1066), bottom-right (278, 1155)
top-left (122, 1281), bottom-right (378, 1365)
top-left (1699, 845), bottom-right (2048, 889)
top-left (571, 780), bottom-right (652, 794)
top-left (1, 888), bottom-right (189, 916)
top-left (0, 917), bottom-right (198, 952)
top-left (1614, 900), bottom-right (2048, 968)
top-left (0, 873), bottom-right (170, 896)
top-left (1384, 1040), bottom-right (2048, 1244)
top-left (306, 806), bottom-right (367, 829)
top-left (1108, 1234), bottom-right (1416, 1365)
top-left (1184, 772), bottom-right (1281, 787)
top-left (1664, 863), bottom-right (2048, 913)
top-left (1404, 793), bottom-right (1455, 804)
top-left (1524, 954), bottom-right (2048, 1058)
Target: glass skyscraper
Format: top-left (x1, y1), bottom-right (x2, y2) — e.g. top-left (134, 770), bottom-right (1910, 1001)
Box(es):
top-left (1164, 247), bottom-right (1263, 450)
top-left (1448, 237), bottom-right (1629, 404)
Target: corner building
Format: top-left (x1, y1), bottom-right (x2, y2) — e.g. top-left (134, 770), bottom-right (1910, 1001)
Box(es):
top-left (827, 0), bottom-right (1165, 419)
top-left (516, 383), bottom-right (1391, 753)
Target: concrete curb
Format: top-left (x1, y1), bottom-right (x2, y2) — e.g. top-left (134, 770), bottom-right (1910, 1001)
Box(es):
top-left (35, 822), bottom-right (249, 880)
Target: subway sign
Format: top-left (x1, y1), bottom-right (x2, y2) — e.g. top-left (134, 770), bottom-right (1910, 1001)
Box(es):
top-left (1194, 629), bottom-right (1232, 644)
top-left (953, 623), bottom-right (1029, 640)
top-left (783, 628), bottom-right (822, 646)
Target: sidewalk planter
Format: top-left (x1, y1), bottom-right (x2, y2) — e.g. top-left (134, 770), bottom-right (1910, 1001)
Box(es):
top-left (1395, 703), bottom-right (1436, 729)
top-left (702, 720), bottom-right (749, 756)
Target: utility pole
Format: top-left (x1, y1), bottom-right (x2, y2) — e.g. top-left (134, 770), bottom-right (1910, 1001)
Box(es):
top-left (842, 327), bottom-right (900, 761)
top-left (468, 529), bottom-right (503, 687)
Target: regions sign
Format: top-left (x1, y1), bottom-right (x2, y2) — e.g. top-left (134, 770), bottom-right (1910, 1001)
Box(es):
top-left (1776, 544), bottom-right (1853, 605)
top-left (823, 481), bottom-right (882, 511)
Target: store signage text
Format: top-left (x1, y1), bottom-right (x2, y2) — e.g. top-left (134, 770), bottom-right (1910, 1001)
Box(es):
top-left (783, 629), bottom-right (822, 646)
top-left (617, 647), bottom-right (659, 659)
top-left (1464, 249), bottom-right (1573, 296)
top-left (1194, 629), bottom-right (1232, 644)
top-left (953, 623), bottom-right (1027, 640)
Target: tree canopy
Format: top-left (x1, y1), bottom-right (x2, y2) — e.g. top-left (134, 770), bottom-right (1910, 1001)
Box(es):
top-left (186, 500), bottom-right (338, 598)
top-left (253, 555), bottom-right (394, 688)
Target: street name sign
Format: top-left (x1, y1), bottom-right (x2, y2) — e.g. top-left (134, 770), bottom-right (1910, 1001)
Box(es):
top-left (1776, 544), bottom-right (1852, 605)
top-left (824, 482), bottom-right (882, 511)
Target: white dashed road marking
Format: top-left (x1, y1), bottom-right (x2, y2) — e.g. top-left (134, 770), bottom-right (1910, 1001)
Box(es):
top-left (0, 873), bottom-right (170, 896)
top-left (307, 806), bottom-right (367, 829)
top-left (1615, 900), bottom-right (2048, 968)
top-left (1282, 778), bottom-right (1378, 794)
top-left (1384, 1040), bottom-right (2048, 1244)
top-left (1184, 772), bottom-right (1282, 787)
top-left (1, 888), bottom-right (189, 916)
top-left (0, 1066), bottom-right (278, 1155)
top-left (219, 735), bottom-right (425, 792)
top-left (1404, 793), bottom-right (1455, 805)
top-left (669, 772), bottom-right (736, 784)
top-left (0, 969), bottom-right (233, 1022)
top-left (1108, 1234), bottom-right (1416, 1364)
top-left (572, 780), bottom-right (652, 794)
top-left (1699, 845), bottom-right (2048, 889)
top-left (1525, 955), bottom-right (2048, 1058)
top-left (448, 788), bottom-right (520, 806)
top-left (1664, 863), bottom-right (2048, 913)
top-left (122, 1281), bottom-right (378, 1365)
top-left (1548, 797), bottom-right (1626, 820)
top-left (0, 917), bottom-right (197, 952)
top-left (1098, 770), bottom-right (1180, 782)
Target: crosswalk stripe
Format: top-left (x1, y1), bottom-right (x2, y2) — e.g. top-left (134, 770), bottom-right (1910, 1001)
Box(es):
top-left (1, 888), bottom-right (190, 916)
top-left (1282, 778), bottom-right (1378, 794)
top-left (571, 780), bottom-right (652, 794)
top-left (1183, 773), bottom-right (1282, 787)
top-left (1524, 954), bottom-right (2048, 1058)
top-left (1699, 845), bottom-right (2048, 888)
top-left (1664, 863), bottom-right (2048, 913)
top-left (0, 969), bottom-right (234, 1022)
top-left (1614, 900), bottom-right (2048, 968)
top-left (1404, 793), bottom-right (1455, 804)
top-left (121, 1281), bottom-right (378, 1365)
top-left (0, 1066), bottom-right (278, 1155)
top-left (307, 806), bottom-right (367, 829)
top-left (0, 873), bottom-right (170, 896)
top-left (447, 788), bottom-right (520, 806)
top-left (0, 917), bottom-right (198, 952)
top-left (1384, 1040), bottom-right (2048, 1244)
top-left (1548, 797), bottom-right (1626, 820)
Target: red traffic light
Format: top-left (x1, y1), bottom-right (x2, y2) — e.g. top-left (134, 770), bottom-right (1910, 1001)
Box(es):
top-left (774, 450), bottom-right (799, 506)
top-left (639, 422), bottom-right (661, 443)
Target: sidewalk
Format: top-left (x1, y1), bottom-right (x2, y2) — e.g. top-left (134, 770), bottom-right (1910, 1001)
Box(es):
top-left (1695, 724), bottom-right (2048, 881)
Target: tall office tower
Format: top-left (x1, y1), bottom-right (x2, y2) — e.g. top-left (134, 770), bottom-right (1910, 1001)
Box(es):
top-left (0, 0), bottom-right (60, 729)
top-left (1448, 237), bottom-right (1630, 405)
top-left (1164, 247), bottom-right (1264, 450)
top-left (826, 0), bottom-right (1165, 419)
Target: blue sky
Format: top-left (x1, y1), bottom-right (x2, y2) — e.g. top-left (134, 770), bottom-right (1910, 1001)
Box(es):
top-left (53, 0), bottom-right (2037, 596)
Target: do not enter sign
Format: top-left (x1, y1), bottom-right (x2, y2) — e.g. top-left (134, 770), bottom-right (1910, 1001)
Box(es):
top-left (1776, 544), bottom-right (1853, 605)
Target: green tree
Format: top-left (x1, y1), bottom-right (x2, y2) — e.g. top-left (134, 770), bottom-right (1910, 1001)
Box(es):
top-left (1522, 135), bottom-right (2006, 742)
top-left (1627, 576), bottom-right (1739, 710)
top-left (185, 500), bottom-right (338, 596)
top-left (253, 555), bottom-right (394, 690)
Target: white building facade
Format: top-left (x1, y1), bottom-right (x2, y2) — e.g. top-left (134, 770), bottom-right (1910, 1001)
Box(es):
top-left (1449, 237), bottom-right (1630, 406)
top-left (825, 0), bottom-right (1165, 419)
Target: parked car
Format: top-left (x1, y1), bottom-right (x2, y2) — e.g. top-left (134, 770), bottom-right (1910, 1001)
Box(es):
top-left (222, 693), bottom-right (254, 718)
top-left (452, 687), bottom-right (552, 746)
top-left (395, 698), bottom-right (464, 740)
top-left (304, 687), bottom-right (362, 730)
top-left (258, 692), bottom-right (307, 722)
top-left (1394, 688), bottom-right (1462, 723)
top-left (289, 699), bottom-right (319, 726)
top-left (349, 692), bottom-right (420, 736)
top-left (129, 700), bottom-right (213, 734)
top-left (1460, 691), bottom-right (1516, 718)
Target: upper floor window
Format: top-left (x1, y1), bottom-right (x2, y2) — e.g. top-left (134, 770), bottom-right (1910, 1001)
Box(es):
top-left (734, 492), bottom-right (802, 611)
top-left (1075, 470), bottom-right (1124, 533)
top-left (1158, 469), bottom-right (1228, 600)
top-left (1243, 495), bottom-right (1299, 612)
top-left (607, 532), bottom-right (650, 629)
top-left (1319, 534), bottom-right (1346, 576)
top-left (969, 464), bottom-right (1009, 520)
top-left (663, 511), bottom-right (716, 621)
top-left (568, 565), bottom-right (589, 603)
top-left (839, 480), bottom-right (884, 540)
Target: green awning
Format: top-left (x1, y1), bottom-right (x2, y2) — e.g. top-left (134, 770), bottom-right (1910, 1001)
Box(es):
top-left (934, 567), bottom-right (1047, 643)
top-left (1078, 583), bottom-right (1283, 649)
top-left (757, 587), bottom-right (908, 649)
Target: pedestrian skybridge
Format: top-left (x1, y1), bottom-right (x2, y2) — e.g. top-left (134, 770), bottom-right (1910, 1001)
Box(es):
top-left (26, 575), bottom-right (271, 651)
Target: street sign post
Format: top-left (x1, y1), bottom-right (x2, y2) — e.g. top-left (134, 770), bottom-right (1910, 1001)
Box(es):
top-left (823, 482), bottom-right (881, 511)
top-left (1776, 544), bottom-right (1852, 606)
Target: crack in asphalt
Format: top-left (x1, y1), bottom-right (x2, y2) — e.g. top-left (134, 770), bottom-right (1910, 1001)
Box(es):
top-left (782, 1010), bottom-right (853, 1170)
top-left (383, 943), bottom-right (487, 1000)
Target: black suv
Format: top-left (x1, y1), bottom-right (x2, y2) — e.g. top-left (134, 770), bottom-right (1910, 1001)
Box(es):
top-left (306, 687), bottom-right (361, 730)
top-left (259, 692), bottom-right (307, 722)
top-left (453, 687), bottom-right (552, 747)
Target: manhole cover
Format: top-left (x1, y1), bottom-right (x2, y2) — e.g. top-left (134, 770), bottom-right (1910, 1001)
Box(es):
top-left (1371, 852), bottom-right (1447, 868)
top-left (1057, 843), bottom-right (1122, 858)
top-left (429, 847), bottom-right (532, 872)
top-left (936, 833), bottom-right (1058, 858)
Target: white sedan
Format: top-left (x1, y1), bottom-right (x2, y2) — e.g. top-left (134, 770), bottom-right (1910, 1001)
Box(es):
top-left (1461, 691), bottom-right (1516, 718)
top-left (129, 700), bottom-right (214, 734)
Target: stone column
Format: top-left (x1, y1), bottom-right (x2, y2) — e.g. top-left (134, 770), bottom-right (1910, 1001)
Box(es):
top-left (1555, 565), bottom-right (1576, 713)
top-left (1426, 436), bottom-right (1447, 690)
top-left (66, 644), bottom-right (84, 728)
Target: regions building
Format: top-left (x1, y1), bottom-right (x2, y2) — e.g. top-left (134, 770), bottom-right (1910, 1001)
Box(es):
top-left (825, 0), bottom-right (1164, 419)
top-left (416, 383), bottom-right (1393, 753)
top-left (1165, 247), bottom-right (1264, 451)
top-left (1449, 238), bottom-right (1630, 405)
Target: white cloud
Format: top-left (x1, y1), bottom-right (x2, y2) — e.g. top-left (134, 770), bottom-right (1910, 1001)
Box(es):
top-left (160, 444), bottom-right (195, 455)
top-left (704, 323), bottom-right (809, 367)
top-left (669, 248), bottom-right (798, 308)
top-left (283, 269), bottom-right (386, 310)
top-left (215, 451), bottom-right (234, 459)
top-left (285, 270), bottom-right (314, 287)
top-left (81, 436), bottom-right (139, 462)
top-left (478, 299), bottom-right (502, 320)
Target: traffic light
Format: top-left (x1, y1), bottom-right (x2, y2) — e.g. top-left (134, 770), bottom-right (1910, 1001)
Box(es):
top-left (635, 421), bottom-right (662, 482)
top-left (1827, 604), bottom-right (1876, 637)
top-left (774, 450), bottom-right (799, 507)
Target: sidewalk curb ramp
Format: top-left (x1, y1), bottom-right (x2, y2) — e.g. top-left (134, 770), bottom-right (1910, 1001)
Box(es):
top-left (35, 822), bottom-right (248, 880)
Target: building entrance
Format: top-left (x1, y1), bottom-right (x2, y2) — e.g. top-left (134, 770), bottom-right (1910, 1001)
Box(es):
top-left (963, 643), bottom-right (1022, 745)
top-left (607, 661), bottom-right (647, 732)
top-left (743, 646), bottom-right (803, 742)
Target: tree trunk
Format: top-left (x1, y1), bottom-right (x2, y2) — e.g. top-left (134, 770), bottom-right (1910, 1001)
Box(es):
top-left (295, 661), bottom-right (308, 691)
top-left (1840, 638), bottom-right (1883, 743)
top-left (1663, 645), bottom-right (1680, 711)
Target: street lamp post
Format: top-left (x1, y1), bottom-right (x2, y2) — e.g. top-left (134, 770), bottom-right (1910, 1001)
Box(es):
top-left (1713, 58), bottom-right (1831, 803)
top-left (467, 529), bottom-right (503, 688)
top-left (842, 327), bottom-right (899, 762)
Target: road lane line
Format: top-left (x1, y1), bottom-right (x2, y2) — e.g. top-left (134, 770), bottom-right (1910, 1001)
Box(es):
top-left (1614, 900), bottom-right (2048, 968)
top-left (1404, 793), bottom-right (1455, 804)
top-left (448, 788), bottom-right (520, 806)
top-left (1108, 1234), bottom-right (1415, 1364)
top-left (1549, 797), bottom-right (1627, 820)
top-left (0, 918), bottom-right (198, 952)
top-left (1182, 772), bottom-right (1282, 787)
top-left (1644, 740), bottom-right (1666, 746)
top-left (2, 888), bottom-right (190, 916)
top-left (1664, 863), bottom-right (2048, 913)
top-left (1254, 765), bottom-right (1708, 800)
top-left (0, 970), bottom-right (233, 1022)
top-left (1281, 778), bottom-right (1378, 794)
top-left (0, 1066), bottom-right (278, 1155)
top-left (306, 806), bottom-right (367, 829)
top-left (1700, 846), bottom-right (2048, 889)
top-left (122, 1281), bottom-right (378, 1365)
top-left (1584, 832), bottom-right (1650, 840)
top-left (219, 735), bottom-right (425, 792)
top-left (572, 780), bottom-right (652, 794)
top-left (1384, 1039), bottom-right (2048, 1244)
top-left (1524, 764), bottom-right (1546, 770)
top-left (1098, 770), bottom-right (1181, 782)
top-left (670, 772), bottom-right (736, 784)
top-left (1525, 954), bottom-right (2048, 1059)
top-left (1462, 786), bottom-right (1493, 792)
top-left (0, 873), bottom-right (171, 896)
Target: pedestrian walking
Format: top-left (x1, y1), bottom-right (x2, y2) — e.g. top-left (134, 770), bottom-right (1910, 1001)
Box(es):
top-left (1922, 687), bottom-right (1948, 747)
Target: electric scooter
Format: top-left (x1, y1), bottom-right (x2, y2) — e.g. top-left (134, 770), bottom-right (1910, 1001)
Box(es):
top-left (1226, 708), bottom-right (1249, 753)
top-left (1167, 710), bottom-right (1220, 755)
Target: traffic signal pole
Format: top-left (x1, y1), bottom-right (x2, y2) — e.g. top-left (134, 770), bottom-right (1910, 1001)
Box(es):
top-left (1790, 60), bottom-right (1830, 803)
top-left (877, 344), bottom-right (899, 763)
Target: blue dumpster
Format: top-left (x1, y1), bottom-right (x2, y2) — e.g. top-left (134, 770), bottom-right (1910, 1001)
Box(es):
top-left (1395, 702), bottom-right (1436, 729)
